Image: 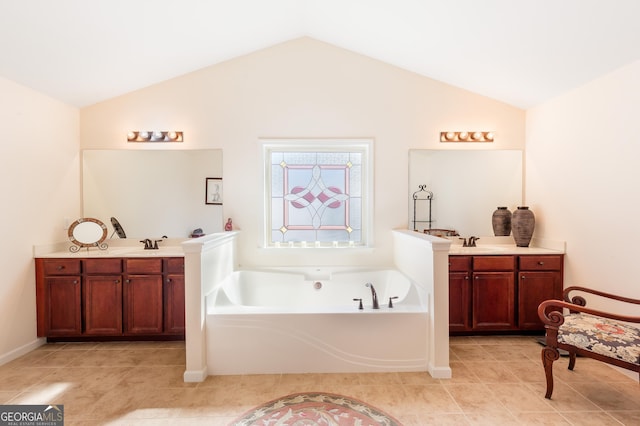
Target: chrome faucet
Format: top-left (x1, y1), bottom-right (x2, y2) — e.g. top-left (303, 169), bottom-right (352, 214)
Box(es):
top-left (365, 282), bottom-right (379, 309)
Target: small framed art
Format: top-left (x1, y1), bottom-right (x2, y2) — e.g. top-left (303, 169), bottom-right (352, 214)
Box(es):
top-left (205, 177), bottom-right (223, 205)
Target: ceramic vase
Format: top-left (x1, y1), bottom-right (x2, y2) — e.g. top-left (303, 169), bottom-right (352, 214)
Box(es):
top-left (491, 207), bottom-right (512, 236)
top-left (512, 206), bottom-right (535, 247)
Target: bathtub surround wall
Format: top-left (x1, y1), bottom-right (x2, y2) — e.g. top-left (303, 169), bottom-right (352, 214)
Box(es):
top-left (182, 231), bottom-right (238, 382)
top-left (0, 76), bottom-right (80, 364)
top-left (392, 230), bottom-right (452, 378)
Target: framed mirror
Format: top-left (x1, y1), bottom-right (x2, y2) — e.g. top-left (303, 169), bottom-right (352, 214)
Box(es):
top-left (68, 217), bottom-right (108, 252)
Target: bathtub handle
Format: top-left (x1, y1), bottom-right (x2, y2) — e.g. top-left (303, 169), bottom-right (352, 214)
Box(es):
top-left (388, 296), bottom-right (399, 308)
top-left (352, 298), bottom-right (364, 310)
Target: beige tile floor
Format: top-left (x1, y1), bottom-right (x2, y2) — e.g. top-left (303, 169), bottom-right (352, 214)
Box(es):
top-left (0, 336), bottom-right (638, 425)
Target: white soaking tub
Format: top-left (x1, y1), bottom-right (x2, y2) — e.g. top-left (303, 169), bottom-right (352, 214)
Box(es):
top-left (205, 267), bottom-right (428, 374)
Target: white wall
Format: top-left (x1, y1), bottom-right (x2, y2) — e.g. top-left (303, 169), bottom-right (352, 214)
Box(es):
top-left (526, 61), bottom-right (640, 312)
top-left (80, 37), bottom-right (525, 268)
top-left (0, 76), bottom-right (80, 361)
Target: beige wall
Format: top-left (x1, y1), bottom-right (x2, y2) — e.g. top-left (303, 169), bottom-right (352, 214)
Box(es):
top-left (81, 37), bottom-right (525, 267)
top-left (0, 76), bottom-right (80, 361)
top-left (526, 60), bottom-right (640, 312)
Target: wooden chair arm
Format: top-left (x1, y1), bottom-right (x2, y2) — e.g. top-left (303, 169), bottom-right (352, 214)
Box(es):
top-left (538, 299), bottom-right (640, 329)
top-left (563, 286), bottom-right (640, 306)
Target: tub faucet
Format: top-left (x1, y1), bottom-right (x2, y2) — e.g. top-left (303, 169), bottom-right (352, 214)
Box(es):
top-left (365, 283), bottom-right (379, 309)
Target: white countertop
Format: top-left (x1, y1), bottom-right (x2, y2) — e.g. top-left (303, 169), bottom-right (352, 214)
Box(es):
top-left (447, 236), bottom-right (565, 256)
top-left (34, 238), bottom-right (187, 258)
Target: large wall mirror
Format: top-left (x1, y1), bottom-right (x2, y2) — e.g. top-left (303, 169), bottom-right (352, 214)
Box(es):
top-left (409, 150), bottom-right (523, 237)
top-left (83, 149), bottom-right (223, 239)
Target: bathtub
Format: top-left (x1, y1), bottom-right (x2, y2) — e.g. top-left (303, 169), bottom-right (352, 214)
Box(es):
top-left (205, 267), bottom-right (429, 375)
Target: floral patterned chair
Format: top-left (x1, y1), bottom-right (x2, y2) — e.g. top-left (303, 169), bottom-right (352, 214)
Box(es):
top-left (538, 286), bottom-right (640, 399)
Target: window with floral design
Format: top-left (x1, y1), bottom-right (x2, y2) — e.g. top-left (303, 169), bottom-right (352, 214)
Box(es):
top-left (263, 139), bottom-right (372, 248)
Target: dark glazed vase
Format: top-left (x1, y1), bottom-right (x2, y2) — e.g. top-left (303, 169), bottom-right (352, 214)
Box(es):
top-left (492, 207), bottom-right (512, 236)
top-left (512, 206), bottom-right (535, 247)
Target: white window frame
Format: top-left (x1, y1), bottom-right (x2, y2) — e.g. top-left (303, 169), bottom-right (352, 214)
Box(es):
top-left (261, 138), bottom-right (374, 249)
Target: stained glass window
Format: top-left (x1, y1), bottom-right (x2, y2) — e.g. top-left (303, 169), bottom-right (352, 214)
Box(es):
top-left (263, 140), bottom-right (371, 247)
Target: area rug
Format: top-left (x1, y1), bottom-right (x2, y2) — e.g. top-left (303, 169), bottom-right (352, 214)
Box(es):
top-left (231, 392), bottom-right (402, 425)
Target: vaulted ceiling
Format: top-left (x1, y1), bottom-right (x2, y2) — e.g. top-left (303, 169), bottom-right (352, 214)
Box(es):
top-left (1, 0), bottom-right (637, 109)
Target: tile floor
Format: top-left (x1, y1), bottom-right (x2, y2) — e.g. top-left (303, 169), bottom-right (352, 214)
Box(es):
top-left (0, 336), bottom-right (638, 425)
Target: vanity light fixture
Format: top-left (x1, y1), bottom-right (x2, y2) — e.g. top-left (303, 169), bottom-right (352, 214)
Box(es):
top-left (440, 131), bottom-right (494, 142)
top-left (127, 131), bottom-right (183, 142)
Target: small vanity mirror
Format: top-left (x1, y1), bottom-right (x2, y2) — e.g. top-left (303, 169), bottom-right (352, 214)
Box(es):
top-left (409, 150), bottom-right (523, 236)
top-left (68, 217), bottom-right (108, 252)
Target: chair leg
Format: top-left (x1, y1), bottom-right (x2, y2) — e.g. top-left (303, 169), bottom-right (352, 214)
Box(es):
top-left (541, 346), bottom-right (560, 399)
top-left (568, 351), bottom-right (576, 370)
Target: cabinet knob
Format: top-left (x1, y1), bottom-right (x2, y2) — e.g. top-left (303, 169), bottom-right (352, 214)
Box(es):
top-left (538, 261), bottom-right (544, 265)
top-left (73, 280), bottom-right (78, 284)
top-left (56, 265), bottom-right (65, 270)
top-left (114, 279), bottom-right (120, 284)
top-left (125, 279), bottom-right (131, 284)
top-left (166, 278), bottom-right (173, 283)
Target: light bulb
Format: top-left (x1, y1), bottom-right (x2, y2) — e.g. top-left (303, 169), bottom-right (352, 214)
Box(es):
top-left (152, 131), bottom-right (164, 140)
top-left (127, 131), bottom-right (137, 141)
top-left (485, 132), bottom-right (494, 141)
top-left (445, 132), bottom-right (455, 141)
top-left (472, 132), bottom-right (483, 140)
top-left (139, 131), bottom-right (150, 140)
top-left (458, 132), bottom-right (469, 140)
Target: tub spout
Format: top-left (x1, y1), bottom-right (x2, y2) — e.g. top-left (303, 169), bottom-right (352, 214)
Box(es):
top-left (365, 283), bottom-right (379, 309)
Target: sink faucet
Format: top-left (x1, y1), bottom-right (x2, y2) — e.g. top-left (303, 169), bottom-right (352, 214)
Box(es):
top-left (365, 282), bottom-right (379, 309)
top-left (460, 236), bottom-right (480, 247)
top-left (140, 239), bottom-right (152, 249)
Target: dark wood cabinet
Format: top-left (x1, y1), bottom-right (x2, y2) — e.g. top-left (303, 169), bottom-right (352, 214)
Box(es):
top-left (518, 255), bottom-right (564, 330)
top-left (449, 253), bottom-right (563, 334)
top-left (46, 276), bottom-right (82, 336)
top-left (165, 257), bottom-right (185, 334)
top-left (35, 256), bottom-right (185, 340)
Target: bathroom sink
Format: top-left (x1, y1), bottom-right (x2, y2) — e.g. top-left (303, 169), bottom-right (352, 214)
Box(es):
top-left (449, 245), bottom-right (509, 255)
top-left (115, 247), bottom-right (184, 257)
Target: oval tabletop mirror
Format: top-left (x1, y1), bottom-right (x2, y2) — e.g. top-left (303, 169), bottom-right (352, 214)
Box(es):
top-left (68, 218), bottom-right (108, 252)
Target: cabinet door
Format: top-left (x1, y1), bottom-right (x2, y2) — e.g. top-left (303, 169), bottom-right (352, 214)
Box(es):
top-left (124, 275), bottom-right (163, 334)
top-left (449, 272), bottom-right (471, 332)
top-left (472, 272), bottom-right (516, 330)
top-left (84, 275), bottom-right (123, 335)
top-left (518, 271), bottom-right (562, 330)
top-left (164, 274), bottom-right (185, 334)
top-left (46, 276), bottom-right (82, 336)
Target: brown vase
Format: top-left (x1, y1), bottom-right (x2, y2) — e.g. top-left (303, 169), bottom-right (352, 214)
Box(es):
top-left (492, 207), bottom-right (512, 236)
top-left (512, 206), bottom-right (535, 247)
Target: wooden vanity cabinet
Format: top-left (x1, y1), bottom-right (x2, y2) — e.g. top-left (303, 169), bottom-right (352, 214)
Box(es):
top-left (448, 256), bottom-right (471, 332)
top-left (164, 258), bottom-right (186, 334)
top-left (35, 256), bottom-right (185, 340)
top-left (124, 258), bottom-right (163, 335)
top-left (472, 256), bottom-right (516, 331)
top-left (83, 258), bottom-right (123, 335)
top-left (449, 253), bottom-right (563, 334)
top-left (37, 259), bottom-right (82, 336)
top-left (517, 255), bottom-right (564, 330)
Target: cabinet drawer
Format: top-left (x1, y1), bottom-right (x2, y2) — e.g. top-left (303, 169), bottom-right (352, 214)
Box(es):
top-left (519, 255), bottom-right (562, 271)
top-left (43, 259), bottom-right (81, 275)
top-left (166, 258), bottom-right (184, 274)
top-left (126, 258), bottom-right (163, 274)
top-left (473, 256), bottom-right (515, 271)
top-left (85, 258), bottom-right (122, 274)
top-left (449, 256), bottom-right (471, 272)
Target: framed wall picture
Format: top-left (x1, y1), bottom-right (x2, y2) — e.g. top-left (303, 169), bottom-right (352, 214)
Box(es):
top-left (205, 177), bottom-right (223, 205)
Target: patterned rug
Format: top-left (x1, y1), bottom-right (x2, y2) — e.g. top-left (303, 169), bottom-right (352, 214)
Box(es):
top-left (231, 392), bottom-right (402, 425)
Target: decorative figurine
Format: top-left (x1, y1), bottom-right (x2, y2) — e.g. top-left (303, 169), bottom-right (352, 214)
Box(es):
top-left (225, 218), bottom-right (233, 231)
